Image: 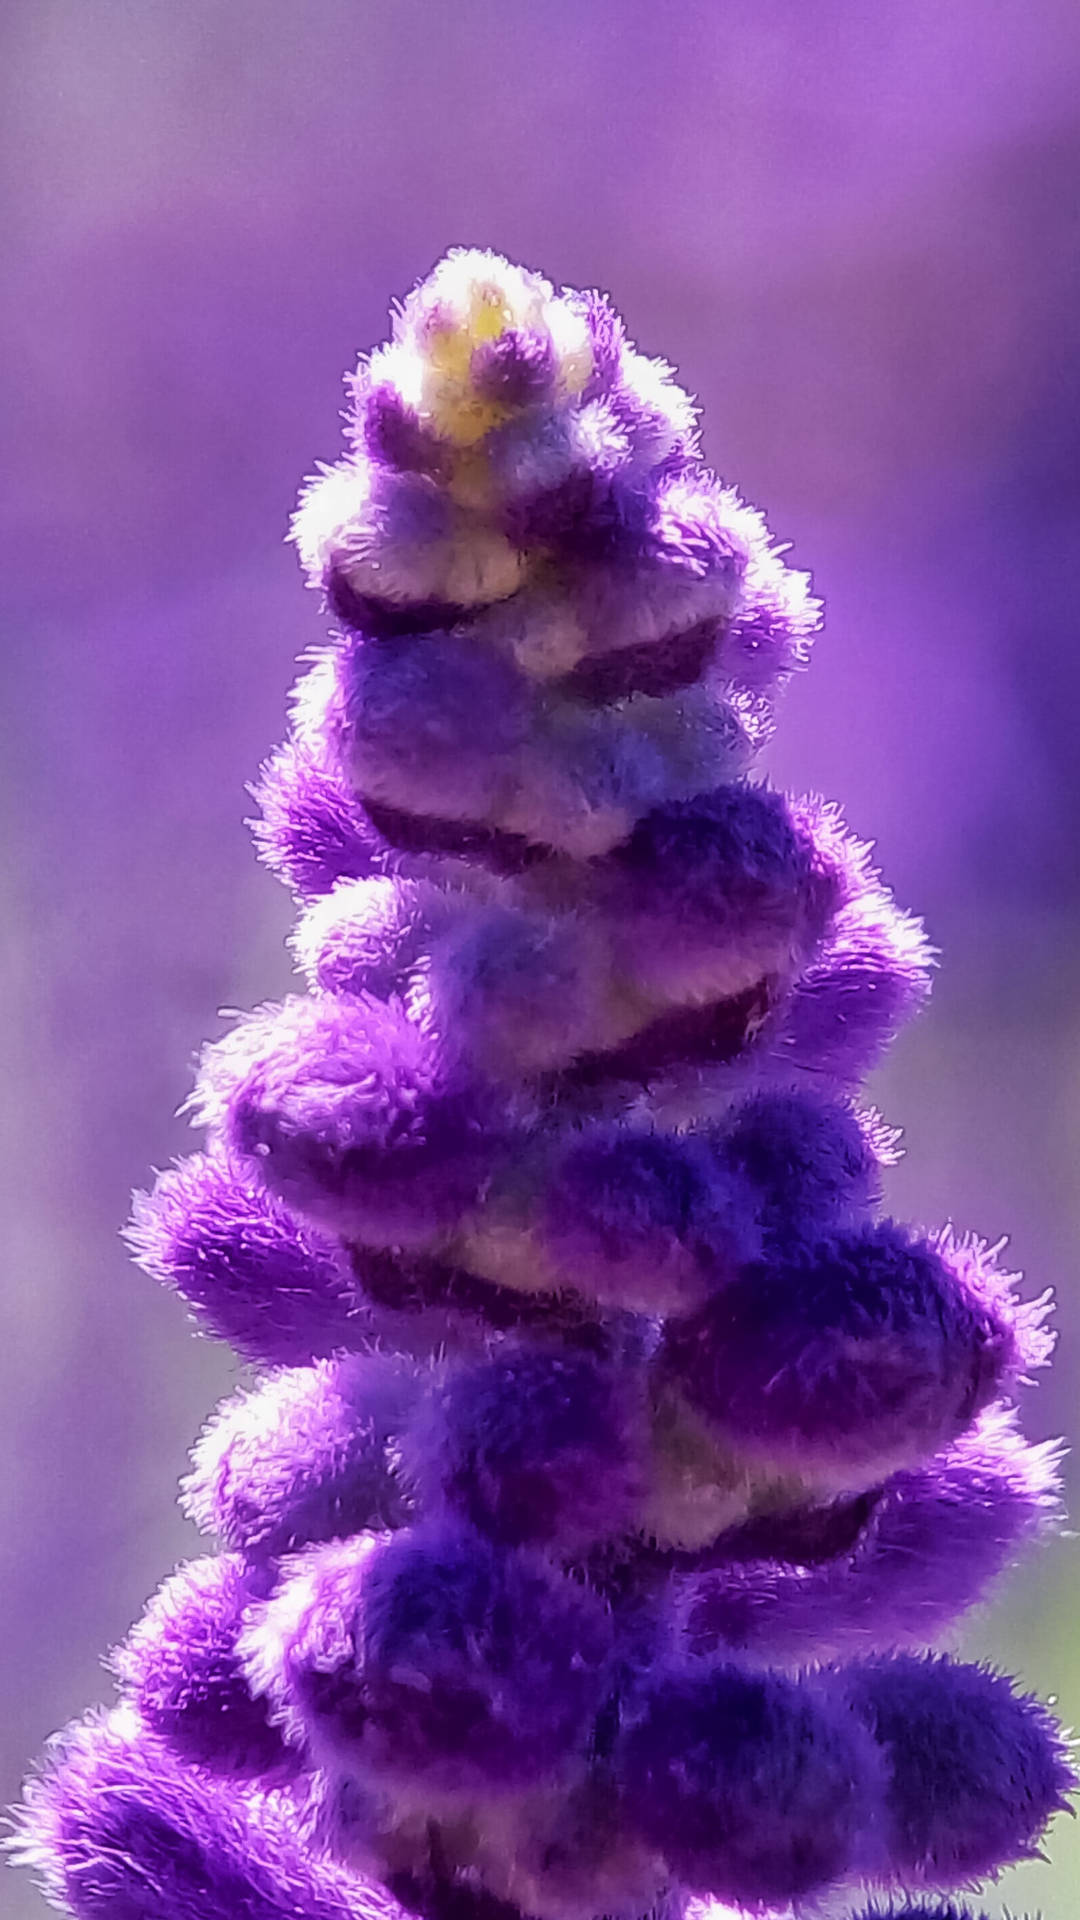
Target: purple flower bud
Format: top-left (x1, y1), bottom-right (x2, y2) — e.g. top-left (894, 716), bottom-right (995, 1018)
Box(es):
top-left (420, 897), bottom-right (610, 1077)
top-left (13, 1707), bottom-right (376, 1920)
top-left (600, 784), bottom-right (840, 1008)
top-left (126, 1151), bottom-right (367, 1366)
top-left (713, 1087), bottom-right (881, 1245)
top-left (337, 630), bottom-right (534, 830)
top-left (618, 1662), bottom-right (876, 1904)
top-left (359, 381), bottom-right (448, 476)
top-left (109, 1555), bottom-right (294, 1779)
top-left (183, 1354), bottom-right (418, 1559)
top-left (194, 995), bottom-right (511, 1248)
top-left (242, 1528), bottom-right (614, 1797)
top-left (847, 1652), bottom-right (1074, 1885)
top-left (250, 735), bottom-right (384, 900)
top-left (660, 1220), bottom-right (1033, 1489)
top-left (572, 289), bottom-right (627, 402)
top-left (774, 855), bottom-right (935, 1083)
top-left (718, 522), bottom-right (821, 693)
top-left (470, 328), bottom-right (555, 406)
top-left (539, 1125), bottom-right (756, 1314)
top-left (686, 1405), bottom-right (1062, 1660)
top-left (402, 1346), bottom-right (646, 1552)
top-left (292, 876), bottom-right (446, 1000)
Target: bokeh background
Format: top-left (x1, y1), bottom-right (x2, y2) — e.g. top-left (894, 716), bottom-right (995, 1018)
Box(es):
top-left (3, 3), bottom-right (1079, 1914)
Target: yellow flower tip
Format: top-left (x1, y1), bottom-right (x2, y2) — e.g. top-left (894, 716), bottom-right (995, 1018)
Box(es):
top-left (466, 281), bottom-right (514, 344)
top-left (405, 250), bottom-right (540, 357)
top-left (427, 390), bottom-right (511, 450)
top-left (424, 316), bottom-right (476, 384)
top-left (446, 448), bottom-right (500, 512)
top-left (388, 249), bottom-right (596, 450)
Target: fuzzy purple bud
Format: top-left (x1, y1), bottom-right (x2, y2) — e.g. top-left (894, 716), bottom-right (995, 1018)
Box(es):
top-left (714, 1087), bottom-right (880, 1246)
top-left (126, 1151), bottom-right (367, 1366)
top-left (774, 866), bottom-right (935, 1083)
top-left (619, 1663), bottom-right (876, 1905)
top-left (539, 1125), bottom-right (755, 1314)
top-left (338, 631), bottom-right (533, 830)
top-left (195, 995), bottom-right (511, 1249)
top-left (601, 784), bottom-right (838, 1007)
top-left (242, 1528), bottom-right (614, 1797)
top-left (109, 1556), bottom-right (294, 1779)
top-left (401, 1346), bottom-right (646, 1553)
top-left (250, 736), bottom-right (384, 901)
top-left (359, 381), bottom-right (448, 476)
top-left (471, 328), bottom-right (555, 405)
top-left (182, 1354), bottom-right (418, 1559)
top-left (292, 876), bottom-right (445, 1000)
top-left (847, 1652), bottom-right (1075, 1885)
top-left (420, 898), bottom-right (613, 1079)
top-left (660, 1220), bottom-right (1029, 1489)
top-left (686, 1406), bottom-right (1063, 1660)
top-left (13, 1707), bottom-right (387, 1920)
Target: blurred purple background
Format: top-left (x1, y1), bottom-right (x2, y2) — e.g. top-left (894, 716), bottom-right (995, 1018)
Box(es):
top-left (3, 4), bottom-right (1079, 1913)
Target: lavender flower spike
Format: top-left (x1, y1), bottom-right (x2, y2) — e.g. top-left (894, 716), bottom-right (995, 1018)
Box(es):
top-left (13, 249), bottom-right (1073, 1920)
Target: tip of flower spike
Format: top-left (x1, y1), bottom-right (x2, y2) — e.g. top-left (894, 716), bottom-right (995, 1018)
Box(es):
top-left (376, 248), bottom-right (593, 450)
top-left (344, 247), bottom-right (703, 487)
top-left (291, 246), bottom-right (831, 731)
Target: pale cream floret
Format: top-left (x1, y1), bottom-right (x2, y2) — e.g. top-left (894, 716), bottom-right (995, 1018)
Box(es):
top-left (637, 1389), bottom-right (754, 1550)
top-left (291, 461), bottom-right (374, 584)
top-left (438, 517), bottom-right (528, 606)
top-left (544, 293), bottom-right (593, 400)
top-left (475, 1789), bottom-right (668, 1920)
top-left (453, 1217), bottom-right (565, 1299)
top-left (472, 586), bottom-right (589, 681)
top-left (639, 1387), bottom-right (815, 1552)
top-left (570, 395), bottom-right (630, 470)
top-left (619, 345), bottom-right (699, 453)
top-left (366, 339), bottom-right (424, 414)
top-left (292, 459), bottom-right (526, 608)
top-left (398, 248), bottom-right (550, 344)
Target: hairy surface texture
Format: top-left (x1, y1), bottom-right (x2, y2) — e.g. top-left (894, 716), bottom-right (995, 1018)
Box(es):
top-left (15, 249), bottom-right (1070, 1920)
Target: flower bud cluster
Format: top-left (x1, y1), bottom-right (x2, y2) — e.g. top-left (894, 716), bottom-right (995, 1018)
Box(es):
top-left (15, 252), bottom-right (1071, 1920)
